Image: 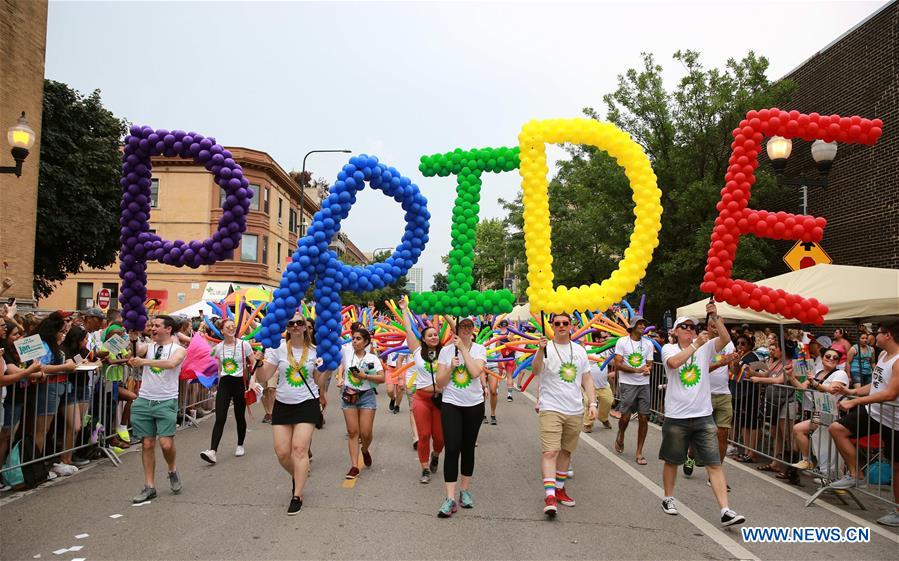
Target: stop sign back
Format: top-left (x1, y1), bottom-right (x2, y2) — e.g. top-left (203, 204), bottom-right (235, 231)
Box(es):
top-left (97, 288), bottom-right (111, 310)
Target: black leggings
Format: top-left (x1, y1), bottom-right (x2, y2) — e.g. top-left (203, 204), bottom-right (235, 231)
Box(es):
top-left (210, 376), bottom-right (247, 451)
top-left (440, 401), bottom-right (484, 483)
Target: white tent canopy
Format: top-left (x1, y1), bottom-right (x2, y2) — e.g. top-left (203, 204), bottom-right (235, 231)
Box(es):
top-left (169, 300), bottom-right (211, 318)
top-left (677, 264), bottom-right (899, 324)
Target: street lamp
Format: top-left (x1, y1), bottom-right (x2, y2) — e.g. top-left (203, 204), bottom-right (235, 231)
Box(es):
top-left (299, 149), bottom-right (351, 236)
top-left (0, 112), bottom-right (36, 177)
top-left (766, 136), bottom-right (837, 215)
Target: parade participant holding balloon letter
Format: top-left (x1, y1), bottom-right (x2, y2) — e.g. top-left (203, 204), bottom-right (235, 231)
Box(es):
top-left (435, 317), bottom-right (486, 518)
top-left (127, 315), bottom-right (187, 504)
top-left (255, 312), bottom-right (325, 515)
top-left (531, 312), bottom-right (595, 518)
top-left (659, 303), bottom-right (745, 527)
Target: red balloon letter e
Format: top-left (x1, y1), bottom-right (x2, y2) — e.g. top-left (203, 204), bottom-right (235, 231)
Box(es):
top-left (701, 109), bottom-right (882, 324)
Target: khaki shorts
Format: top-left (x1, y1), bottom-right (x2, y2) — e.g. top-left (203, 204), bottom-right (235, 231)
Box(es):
top-left (539, 410), bottom-right (582, 453)
top-left (711, 393), bottom-right (733, 429)
top-left (264, 374), bottom-right (278, 389)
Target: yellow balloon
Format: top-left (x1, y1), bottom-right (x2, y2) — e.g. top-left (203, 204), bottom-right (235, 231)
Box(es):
top-left (519, 118), bottom-right (662, 314)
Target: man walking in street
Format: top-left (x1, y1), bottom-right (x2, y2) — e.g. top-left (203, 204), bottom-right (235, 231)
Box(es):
top-left (659, 304), bottom-right (745, 526)
top-left (532, 313), bottom-right (596, 518)
top-left (128, 315), bottom-right (187, 503)
top-left (614, 317), bottom-right (654, 465)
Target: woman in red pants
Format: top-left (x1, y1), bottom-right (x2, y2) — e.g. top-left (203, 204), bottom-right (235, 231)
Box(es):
top-left (398, 297), bottom-right (443, 484)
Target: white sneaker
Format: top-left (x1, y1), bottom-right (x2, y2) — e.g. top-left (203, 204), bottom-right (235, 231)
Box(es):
top-left (726, 444), bottom-right (738, 457)
top-left (0, 481), bottom-right (11, 492)
top-left (52, 463), bottom-right (78, 476)
top-left (46, 471), bottom-right (58, 480)
top-left (235, 446), bottom-right (245, 457)
top-left (200, 449), bottom-right (217, 464)
top-left (829, 474), bottom-right (860, 490)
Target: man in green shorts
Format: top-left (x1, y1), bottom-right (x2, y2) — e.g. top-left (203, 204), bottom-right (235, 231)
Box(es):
top-left (128, 315), bottom-right (187, 503)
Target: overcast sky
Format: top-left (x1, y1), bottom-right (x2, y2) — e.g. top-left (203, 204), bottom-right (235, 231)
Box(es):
top-left (45, 0), bottom-right (887, 286)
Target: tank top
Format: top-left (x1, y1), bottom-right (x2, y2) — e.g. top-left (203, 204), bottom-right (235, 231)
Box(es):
top-left (850, 344), bottom-right (873, 378)
top-left (868, 352), bottom-right (899, 429)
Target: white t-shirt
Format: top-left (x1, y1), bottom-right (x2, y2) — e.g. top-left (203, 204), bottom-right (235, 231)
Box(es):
top-left (709, 342), bottom-right (735, 395)
top-left (213, 340), bottom-right (254, 378)
top-left (661, 340), bottom-right (717, 419)
top-left (264, 342), bottom-right (319, 404)
top-left (615, 336), bottom-right (654, 386)
top-left (139, 341), bottom-right (183, 401)
top-left (411, 347), bottom-right (440, 391)
top-left (590, 349), bottom-right (613, 389)
top-left (437, 343), bottom-right (487, 407)
top-left (868, 352), bottom-right (899, 429)
top-left (342, 351), bottom-right (382, 392)
top-left (538, 341), bottom-right (591, 415)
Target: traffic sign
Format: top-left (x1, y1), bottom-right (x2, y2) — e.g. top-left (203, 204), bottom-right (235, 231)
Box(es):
top-left (97, 288), bottom-right (111, 310)
top-left (783, 241), bottom-right (832, 271)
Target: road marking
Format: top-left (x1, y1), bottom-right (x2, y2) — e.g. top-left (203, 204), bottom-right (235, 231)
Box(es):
top-left (642, 421), bottom-right (899, 544)
top-left (520, 390), bottom-right (759, 561)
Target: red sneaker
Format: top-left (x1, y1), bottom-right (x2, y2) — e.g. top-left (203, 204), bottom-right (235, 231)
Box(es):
top-left (362, 449), bottom-right (372, 467)
top-left (543, 495), bottom-right (558, 517)
top-left (345, 466), bottom-right (360, 479)
top-left (556, 487), bottom-right (576, 507)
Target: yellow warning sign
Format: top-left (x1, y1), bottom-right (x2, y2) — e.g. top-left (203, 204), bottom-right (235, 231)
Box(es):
top-left (783, 241), bottom-right (832, 271)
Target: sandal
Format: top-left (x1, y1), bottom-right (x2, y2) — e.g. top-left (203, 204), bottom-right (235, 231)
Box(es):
top-left (635, 456), bottom-right (648, 465)
top-left (734, 454), bottom-right (753, 463)
top-left (756, 464), bottom-right (779, 472)
top-left (614, 439), bottom-right (624, 454)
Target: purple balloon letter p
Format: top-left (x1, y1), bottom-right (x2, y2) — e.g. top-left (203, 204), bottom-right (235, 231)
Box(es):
top-left (118, 126), bottom-right (253, 331)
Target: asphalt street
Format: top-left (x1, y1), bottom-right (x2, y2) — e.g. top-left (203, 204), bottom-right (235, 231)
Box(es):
top-left (1, 386), bottom-right (897, 561)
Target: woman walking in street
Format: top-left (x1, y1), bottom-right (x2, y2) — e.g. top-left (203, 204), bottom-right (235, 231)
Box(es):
top-left (200, 319), bottom-right (257, 464)
top-left (336, 327), bottom-right (384, 479)
top-left (399, 298), bottom-right (443, 484)
top-left (435, 317), bottom-right (486, 518)
top-left (256, 313), bottom-right (325, 515)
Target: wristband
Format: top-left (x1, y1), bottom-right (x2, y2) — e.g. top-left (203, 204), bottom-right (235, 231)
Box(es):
top-left (689, 343), bottom-right (696, 351)
top-left (589, 403), bottom-right (598, 408)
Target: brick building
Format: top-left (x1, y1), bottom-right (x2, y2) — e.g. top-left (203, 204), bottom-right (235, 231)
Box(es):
top-left (0, 0), bottom-right (48, 308)
top-left (765, 0), bottom-right (898, 274)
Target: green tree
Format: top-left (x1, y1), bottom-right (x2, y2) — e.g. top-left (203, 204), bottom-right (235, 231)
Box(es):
top-left (501, 50), bottom-right (793, 317)
top-left (35, 80), bottom-right (129, 298)
top-left (431, 272), bottom-right (448, 292)
top-left (472, 218), bottom-right (507, 290)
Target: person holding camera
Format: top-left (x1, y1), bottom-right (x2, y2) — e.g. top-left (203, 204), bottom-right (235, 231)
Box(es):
top-left (336, 327), bottom-right (384, 480)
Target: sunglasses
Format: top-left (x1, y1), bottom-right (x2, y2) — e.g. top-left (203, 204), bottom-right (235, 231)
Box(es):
top-left (288, 320), bottom-right (306, 327)
top-left (823, 353), bottom-right (840, 360)
top-left (677, 323), bottom-right (696, 331)
top-left (553, 321), bottom-right (570, 327)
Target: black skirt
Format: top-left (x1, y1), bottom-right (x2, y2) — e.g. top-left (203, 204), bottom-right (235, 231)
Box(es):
top-left (271, 398), bottom-right (321, 426)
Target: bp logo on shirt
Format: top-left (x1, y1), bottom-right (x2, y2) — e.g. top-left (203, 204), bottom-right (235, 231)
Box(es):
top-left (347, 371), bottom-right (363, 387)
top-left (149, 366), bottom-right (164, 374)
top-left (451, 365), bottom-right (472, 389)
top-left (285, 364), bottom-right (309, 387)
top-left (627, 352), bottom-right (644, 369)
top-left (222, 357), bottom-right (239, 375)
top-left (559, 361), bottom-right (578, 383)
top-left (679, 363), bottom-right (701, 388)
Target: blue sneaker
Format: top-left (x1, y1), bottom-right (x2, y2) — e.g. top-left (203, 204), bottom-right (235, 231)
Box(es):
top-left (437, 497), bottom-right (458, 518)
top-left (459, 489), bottom-right (474, 509)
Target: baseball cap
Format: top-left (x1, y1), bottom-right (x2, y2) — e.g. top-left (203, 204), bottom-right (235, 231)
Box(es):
top-left (814, 335), bottom-right (832, 347)
top-left (53, 309), bottom-right (74, 319)
top-left (629, 316), bottom-right (648, 331)
top-left (84, 307), bottom-right (105, 319)
top-left (458, 317), bottom-right (476, 328)
top-left (673, 316), bottom-right (697, 328)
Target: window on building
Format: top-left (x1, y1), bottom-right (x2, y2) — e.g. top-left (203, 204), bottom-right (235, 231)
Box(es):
top-left (289, 208), bottom-right (297, 233)
top-left (278, 198), bottom-right (283, 224)
top-left (101, 282), bottom-right (120, 310)
top-left (77, 282), bottom-right (94, 311)
top-left (150, 179), bottom-right (159, 208)
top-left (240, 233), bottom-right (258, 262)
top-left (277, 242), bottom-right (282, 270)
top-left (264, 187), bottom-right (270, 214)
top-left (262, 235), bottom-right (269, 265)
top-left (249, 184), bottom-right (261, 211)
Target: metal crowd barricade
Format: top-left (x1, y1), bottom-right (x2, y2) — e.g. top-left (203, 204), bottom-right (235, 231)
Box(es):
top-left (0, 365), bottom-right (122, 485)
top-left (612, 363), bottom-right (896, 511)
top-left (178, 378), bottom-right (216, 428)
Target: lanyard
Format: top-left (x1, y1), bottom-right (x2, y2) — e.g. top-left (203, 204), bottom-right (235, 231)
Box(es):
top-left (552, 341), bottom-right (573, 364)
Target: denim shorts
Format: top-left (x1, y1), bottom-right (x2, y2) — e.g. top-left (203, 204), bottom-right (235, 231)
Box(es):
top-left (30, 381), bottom-right (65, 417)
top-left (341, 388), bottom-right (378, 410)
top-left (66, 378), bottom-right (92, 405)
top-left (2, 402), bottom-right (23, 429)
top-left (659, 415), bottom-right (720, 466)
